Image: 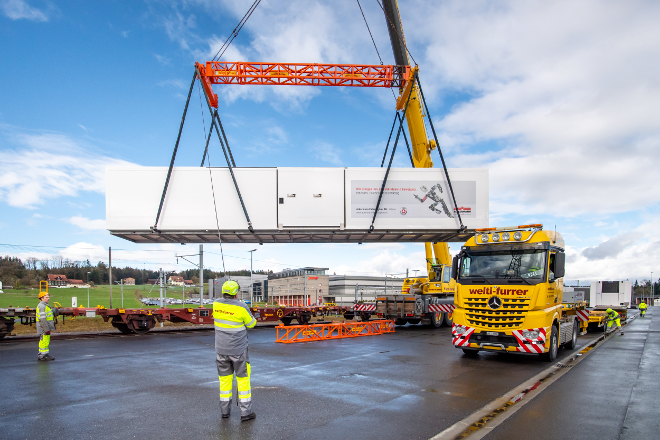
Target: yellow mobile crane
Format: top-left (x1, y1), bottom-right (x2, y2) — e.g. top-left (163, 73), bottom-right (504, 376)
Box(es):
top-left (178, 0), bottom-right (462, 327)
top-left (373, 0), bottom-right (457, 327)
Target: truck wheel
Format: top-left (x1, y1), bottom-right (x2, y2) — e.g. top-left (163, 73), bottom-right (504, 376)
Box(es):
top-left (408, 319), bottom-right (421, 325)
top-left (443, 312), bottom-right (453, 326)
top-left (394, 318), bottom-right (407, 326)
top-left (429, 312), bottom-right (443, 328)
top-left (280, 317), bottom-right (293, 326)
top-left (343, 312), bottom-right (355, 320)
top-left (541, 326), bottom-right (558, 362)
top-left (298, 315), bottom-right (311, 325)
top-left (565, 319), bottom-right (578, 349)
top-left (462, 349), bottom-right (479, 356)
top-left (359, 313), bottom-right (371, 322)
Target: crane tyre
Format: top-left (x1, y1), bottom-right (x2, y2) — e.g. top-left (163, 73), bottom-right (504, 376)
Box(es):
top-left (429, 312), bottom-right (443, 328)
top-left (541, 325), bottom-right (559, 362)
top-left (462, 349), bottom-right (479, 356)
top-left (565, 319), bottom-right (578, 349)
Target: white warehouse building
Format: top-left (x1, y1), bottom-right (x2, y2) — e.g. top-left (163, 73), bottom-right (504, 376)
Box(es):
top-left (329, 275), bottom-right (405, 306)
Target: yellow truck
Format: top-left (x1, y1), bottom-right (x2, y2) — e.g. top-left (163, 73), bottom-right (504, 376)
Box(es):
top-left (451, 224), bottom-right (581, 361)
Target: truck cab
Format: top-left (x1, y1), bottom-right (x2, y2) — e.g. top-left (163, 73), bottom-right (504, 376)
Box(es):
top-left (451, 224), bottom-right (578, 361)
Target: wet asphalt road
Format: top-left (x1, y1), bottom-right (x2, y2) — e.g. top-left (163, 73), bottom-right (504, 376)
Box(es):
top-left (1, 321), bottom-right (598, 440)
top-left (488, 308), bottom-right (656, 440)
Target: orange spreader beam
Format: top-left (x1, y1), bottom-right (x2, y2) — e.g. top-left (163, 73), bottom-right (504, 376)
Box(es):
top-left (196, 61), bottom-right (409, 108)
top-left (275, 320), bottom-right (395, 344)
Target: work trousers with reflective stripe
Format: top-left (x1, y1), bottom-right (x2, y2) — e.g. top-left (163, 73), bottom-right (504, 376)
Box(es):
top-left (38, 334), bottom-right (50, 357)
top-left (216, 349), bottom-right (252, 416)
top-left (607, 318), bottom-right (621, 329)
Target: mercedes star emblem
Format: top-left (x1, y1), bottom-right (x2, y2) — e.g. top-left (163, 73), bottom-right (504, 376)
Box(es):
top-left (488, 296), bottom-right (502, 310)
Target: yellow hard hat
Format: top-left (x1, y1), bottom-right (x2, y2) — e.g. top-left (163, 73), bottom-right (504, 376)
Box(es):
top-left (606, 308), bottom-right (613, 313)
top-left (38, 291), bottom-right (49, 299)
top-left (222, 280), bottom-right (239, 295)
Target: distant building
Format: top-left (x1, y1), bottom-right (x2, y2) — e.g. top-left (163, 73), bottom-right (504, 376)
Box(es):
top-left (123, 278), bottom-right (135, 285)
top-left (329, 275), bottom-right (405, 306)
top-left (66, 279), bottom-right (89, 288)
top-left (47, 274), bottom-right (68, 287)
top-left (212, 274), bottom-right (269, 302)
top-left (168, 276), bottom-right (184, 286)
top-left (184, 279), bottom-right (194, 286)
top-left (266, 267), bottom-right (329, 306)
top-left (147, 279), bottom-right (159, 285)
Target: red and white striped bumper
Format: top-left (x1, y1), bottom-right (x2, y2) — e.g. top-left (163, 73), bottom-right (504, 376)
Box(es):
top-left (576, 309), bottom-right (590, 321)
top-left (429, 304), bottom-right (456, 313)
top-left (452, 324), bottom-right (475, 347)
top-left (512, 328), bottom-right (548, 353)
top-left (353, 303), bottom-right (376, 312)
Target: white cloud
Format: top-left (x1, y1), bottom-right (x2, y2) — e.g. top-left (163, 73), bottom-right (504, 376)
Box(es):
top-left (121, 30), bottom-right (129, 38)
top-left (0, 127), bottom-right (136, 209)
top-left (311, 141), bottom-right (342, 165)
top-left (331, 249), bottom-right (427, 277)
top-left (550, 216), bottom-right (660, 281)
top-left (157, 79), bottom-right (187, 89)
top-left (154, 54), bottom-right (171, 65)
top-left (1, 0), bottom-right (49, 21)
top-left (404, 0), bottom-right (660, 217)
top-left (66, 216), bottom-right (106, 231)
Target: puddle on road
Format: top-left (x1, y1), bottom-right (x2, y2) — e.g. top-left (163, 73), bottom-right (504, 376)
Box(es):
top-left (341, 373), bottom-right (367, 379)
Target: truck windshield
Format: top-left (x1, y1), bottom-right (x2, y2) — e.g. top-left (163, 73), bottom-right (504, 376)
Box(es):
top-left (460, 249), bottom-right (547, 282)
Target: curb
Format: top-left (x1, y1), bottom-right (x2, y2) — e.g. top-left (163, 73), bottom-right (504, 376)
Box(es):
top-left (430, 315), bottom-right (636, 440)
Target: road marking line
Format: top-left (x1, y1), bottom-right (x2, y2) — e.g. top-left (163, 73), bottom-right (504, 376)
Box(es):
top-left (429, 316), bottom-right (636, 440)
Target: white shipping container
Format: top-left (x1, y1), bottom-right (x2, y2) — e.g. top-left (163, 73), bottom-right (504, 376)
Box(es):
top-left (106, 166), bottom-right (488, 243)
top-left (590, 281), bottom-right (632, 307)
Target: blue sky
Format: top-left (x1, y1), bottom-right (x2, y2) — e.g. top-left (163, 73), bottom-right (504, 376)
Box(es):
top-left (1, 0), bottom-right (660, 283)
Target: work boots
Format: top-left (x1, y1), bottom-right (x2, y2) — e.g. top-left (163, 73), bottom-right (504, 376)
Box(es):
top-left (241, 412), bottom-right (256, 422)
top-left (38, 355), bottom-right (55, 361)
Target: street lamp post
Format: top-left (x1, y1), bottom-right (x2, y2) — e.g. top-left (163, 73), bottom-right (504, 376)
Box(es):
top-left (248, 249), bottom-right (257, 305)
top-left (86, 271), bottom-right (91, 308)
top-left (651, 272), bottom-right (654, 306)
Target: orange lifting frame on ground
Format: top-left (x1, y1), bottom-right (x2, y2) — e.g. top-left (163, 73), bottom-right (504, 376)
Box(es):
top-left (276, 320), bottom-right (395, 344)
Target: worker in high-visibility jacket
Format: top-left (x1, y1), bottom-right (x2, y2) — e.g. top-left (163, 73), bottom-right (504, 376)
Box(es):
top-left (605, 308), bottom-right (623, 335)
top-left (37, 291), bottom-right (56, 361)
top-left (639, 302), bottom-right (648, 317)
top-left (213, 280), bottom-right (256, 421)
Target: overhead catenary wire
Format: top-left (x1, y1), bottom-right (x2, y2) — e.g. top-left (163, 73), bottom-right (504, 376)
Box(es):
top-left (211, 0), bottom-right (263, 62)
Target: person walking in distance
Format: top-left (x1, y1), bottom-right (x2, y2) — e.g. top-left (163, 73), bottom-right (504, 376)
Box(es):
top-left (213, 280), bottom-right (256, 421)
top-left (605, 308), bottom-right (624, 336)
top-left (37, 291), bottom-right (56, 361)
top-left (639, 301), bottom-right (647, 317)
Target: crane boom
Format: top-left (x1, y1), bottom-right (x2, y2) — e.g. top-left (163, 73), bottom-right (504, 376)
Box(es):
top-left (382, 0), bottom-right (453, 292)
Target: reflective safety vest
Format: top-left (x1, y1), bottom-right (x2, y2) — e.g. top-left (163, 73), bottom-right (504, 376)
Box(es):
top-left (607, 310), bottom-right (619, 320)
top-left (213, 297), bottom-right (256, 356)
top-left (639, 303), bottom-right (647, 310)
top-left (36, 301), bottom-right (55, 335)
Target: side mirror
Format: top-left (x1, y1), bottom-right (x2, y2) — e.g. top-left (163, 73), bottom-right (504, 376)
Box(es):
top-left (553, 252), bottom-right (566, 279)
top-left (452, 255), bottom-right (459, 280)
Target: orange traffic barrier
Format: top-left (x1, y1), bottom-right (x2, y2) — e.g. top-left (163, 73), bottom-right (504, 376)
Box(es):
top-left (276, 320), bottom-right (395, 344)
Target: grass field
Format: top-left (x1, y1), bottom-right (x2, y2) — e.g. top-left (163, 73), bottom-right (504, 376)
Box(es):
top-left (0, 284), bottom-right (208, 309)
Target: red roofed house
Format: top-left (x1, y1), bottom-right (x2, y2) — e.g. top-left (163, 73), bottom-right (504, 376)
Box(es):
top-left (168, 276), bottom-right (184, 286)
top-left (47, 274), bottom-right (68, 287)
top-left (184, 279), bottom-right (194, 286)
